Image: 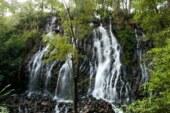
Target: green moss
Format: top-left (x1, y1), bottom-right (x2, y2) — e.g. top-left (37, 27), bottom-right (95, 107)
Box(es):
top-left (116, 26), bottom-right (135, 65)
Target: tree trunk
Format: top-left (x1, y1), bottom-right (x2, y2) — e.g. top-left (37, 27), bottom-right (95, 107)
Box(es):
top-left (129, 0), bottom-right (131, 13)
top-left (72, 57), bottom-right (78, 113)
top-left (41, 0), bottom-right (44, 12)
top-left (64, 1), bottom-right (79, 112)
top-left (168, 0), bottom-right (170, 10)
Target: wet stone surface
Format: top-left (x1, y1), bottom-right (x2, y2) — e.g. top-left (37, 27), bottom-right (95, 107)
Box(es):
top-left (2, 94), bottom-right (114, 113)
top-left (2, 94), bottom-right (56, 113)
top-left (79, 96), bottom-right (114, 113)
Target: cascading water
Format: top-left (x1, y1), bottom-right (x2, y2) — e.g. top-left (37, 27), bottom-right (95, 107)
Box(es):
top-left (87, 62), bottom-right (96, 95)
top-left (55, 103), bottom-right (71, 113)
top-left (89, 20), bottom-right (130, 106)
top-left (53, 59), bottom-right (73, 113)
top-left (54, 60), bottom-right (73, 102)
top-left (135, 29), bottom-right (149, 83)
top-left (27, 17), bottom-right (58, 96)
top-left (28, 45), bottom-right (48, 95)
top-left (44, 61), bottom-right (56, 93)
top-left (28, 16), bottom-right (73, 112)
top-left (27, 15), bottom-right (131, 112)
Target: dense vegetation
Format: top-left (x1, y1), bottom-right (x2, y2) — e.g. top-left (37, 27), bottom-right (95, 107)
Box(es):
top-left (0, 2), bottom-right (49, 90)
top-left (0, 0), bottom-right (170, 113)
top-left (127, 0), bottom-right (170, 113)
top-left (0, 0), bottom-right (54, 110)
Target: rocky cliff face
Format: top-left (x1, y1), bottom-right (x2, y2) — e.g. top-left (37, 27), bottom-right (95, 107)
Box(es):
top-left (130, 26), bottom-right (153, 99)
top-left (2, 16), bottom-right (153, 112)
top-left (19, 16), bottom-right (152, 101)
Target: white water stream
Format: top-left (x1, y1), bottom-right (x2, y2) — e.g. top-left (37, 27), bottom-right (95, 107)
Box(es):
top-left (135, 29), bottom-right (149, 83)
top-left (28, 16), bottom-right (130, 112)
top-left (54, 60), bottom-right (73, 102)
top-left (28, 17), bottom-right (57, 96)
top-left (90, 22), bottom-right (130, 104)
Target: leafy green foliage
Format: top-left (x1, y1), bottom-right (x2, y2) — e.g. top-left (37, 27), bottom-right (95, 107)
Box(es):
top-left (61, 0), bottom-right (94, 39)
top-left (1, 0), bottom-right (170, 113)
top-left (0, 29), bottom-right (41, 78)
top-left (0, 5), bottom-right (46, 90)
top-left (127, 30), bottom-right (170, 113)
top-left (127, 0), bottom-right (170, 112)
top-left (44, 0), bottom-right (95, 63)
top-left (0, 77), bottom-right (13, 113)
top-left (132, 0), bottom-right (170, 46)
top-left (116, 26), bottom-right (135, 64)
top-left (43, 33), bottom-right (74, 61)
top-left (0, 106), bottom-right (9, 113)
top-left (0, 84), bottom-right (14, 100)
top-left (0, 75), bottom-right (13, 113)
top-left (0, 0), bottom-right (16, 16)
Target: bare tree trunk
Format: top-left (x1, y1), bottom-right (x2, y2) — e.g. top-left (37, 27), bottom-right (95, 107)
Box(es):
top-left (41, 0), bottom-right (44, 12)
top-left (64, 3), bottom-right (78, 113)
top-left (129, 0), bottom-right (131, 13)
top-left (72, 57), bottom-right (78, 113)
top-left (168, 0), bottom-right (170, 10)
top-left (72, 56), bottom-right (79, 113)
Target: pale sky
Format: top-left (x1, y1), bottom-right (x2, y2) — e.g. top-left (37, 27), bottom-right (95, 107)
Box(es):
top-left (5, 0), bottom-right (70, 16)
top-left (17, 0), bottom-right (69, 3)
top-left (5, 0), bottom-right (28, 16)
top-left (17, 0), bottom-right (27, 3)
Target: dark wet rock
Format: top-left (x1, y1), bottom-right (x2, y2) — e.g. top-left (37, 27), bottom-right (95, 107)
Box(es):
top-left (2, 94), bottom-right (115, 113)
top-left (79, 96), bottom-right (114, 113)
top-left (2, 94), bottom-right (56, 113)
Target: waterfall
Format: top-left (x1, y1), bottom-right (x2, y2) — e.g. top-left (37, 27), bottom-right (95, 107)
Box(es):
top-left (87, 62), bottom-right (96, 95)
top-left (54, 60), bottom-right (73, 102)
top-left (53, 59), bottom-right (73, 113)
top-left (44, 61), bottom-right (56, 93)
top-left (28, 16), bottom-right (73, 113)
top-left (27, 17), bottom-right (57, 96)
top-left (90, 21), bottom-right (130, 104)
top-left (28, 45), bottom-right (48, 95)
top-left (27, 15), bottom-right (73, 101)
top-left (55, 103), bottom-right (71, 113)
top-left (27, 15), bottom-right (131, 112)
top-left (135, 29), bottom-right (149, 83)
